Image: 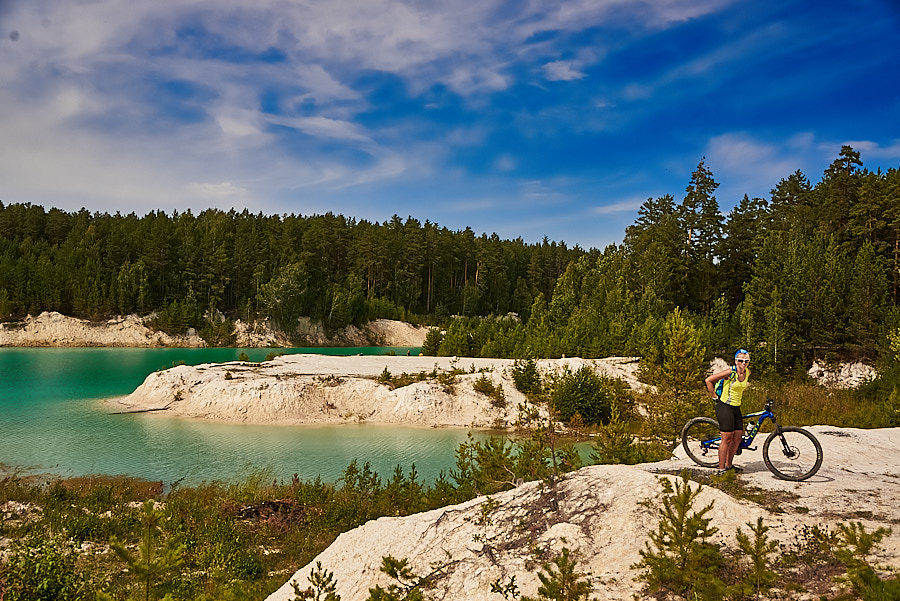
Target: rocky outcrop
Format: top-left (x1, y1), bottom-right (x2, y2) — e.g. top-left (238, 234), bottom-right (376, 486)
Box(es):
top-left (0, 312), bottom-right (428, 348)
top-left (110, 355), bottom-right (645, 427)
top-left (266, 426), bottom-right (900, 601)
top-left (232, 317), bottom-right (429, 348)
top-left (807, 360), bottom-right (878, 388)
top-left (0, 312), bottom-right (207, 347)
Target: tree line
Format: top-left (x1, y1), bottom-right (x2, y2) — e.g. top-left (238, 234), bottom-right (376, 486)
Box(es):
top-left (0, 205), bottom-right (583, 331)
top-left (422, 146), bottom-right (900, 375)
top-left (2, 145), bottom-right (899, 370)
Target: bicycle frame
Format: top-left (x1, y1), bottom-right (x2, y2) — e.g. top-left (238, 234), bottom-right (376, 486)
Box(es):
top-left (701, 400), bottom-right (777, 453)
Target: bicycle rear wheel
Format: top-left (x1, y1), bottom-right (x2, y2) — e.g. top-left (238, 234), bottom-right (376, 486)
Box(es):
top-left (681, 417), bottom-right (721, 468)
top-left (762, 427), bottom-right (823, 481)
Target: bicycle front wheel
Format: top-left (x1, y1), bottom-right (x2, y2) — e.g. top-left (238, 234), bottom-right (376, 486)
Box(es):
top-left (762, 427), bottom-right (823, 481)
top-left (681, 417), bottom-right (721, 468)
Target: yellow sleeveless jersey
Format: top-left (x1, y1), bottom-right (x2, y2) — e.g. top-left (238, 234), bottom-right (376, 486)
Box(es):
top-left (721, 371), bottom-right (750, 407)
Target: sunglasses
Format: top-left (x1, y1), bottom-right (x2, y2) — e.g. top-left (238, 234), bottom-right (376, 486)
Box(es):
top-left (736, 359), bottom-right (750, 364)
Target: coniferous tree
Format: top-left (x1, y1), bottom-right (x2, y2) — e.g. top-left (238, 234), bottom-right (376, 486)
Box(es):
top-left (717, 194), bottom-right (767, 308)
top-left (634, 475), bottom-right (725, 600)
top-left (679, 159), bottom-right (721, 313)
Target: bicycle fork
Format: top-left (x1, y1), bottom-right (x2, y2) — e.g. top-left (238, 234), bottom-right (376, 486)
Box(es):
top-left (771, 426), bottom-right (798, 459)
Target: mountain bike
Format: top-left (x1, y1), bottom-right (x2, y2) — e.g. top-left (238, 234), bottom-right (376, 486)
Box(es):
top-left (680, 399), bottom-right (823, 481)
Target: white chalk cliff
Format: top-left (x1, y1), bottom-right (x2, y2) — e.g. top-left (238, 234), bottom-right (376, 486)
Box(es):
top-left (0, 312), bottom-right (428, 348)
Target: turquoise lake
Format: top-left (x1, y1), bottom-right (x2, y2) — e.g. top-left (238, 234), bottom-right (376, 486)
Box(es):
top-left (0, 347), bottom-right (482, 486)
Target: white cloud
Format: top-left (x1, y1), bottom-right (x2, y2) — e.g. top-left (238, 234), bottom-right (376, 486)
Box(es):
top-left (265, 114), bottom-right (373, 143)
top-left (445, 65), bottom-right (510, 95)
top-left (593, 198), bottom-right (644, 215)
top-left (704, 132), bottom-right (822, 204)
top-left (521, 180), bottom-right (567, 202)
top-left (215, 110), bottom-right (266, 139)
top-left (543, 60), bottom-right (586, 81)
top-left (0, 0), bottom-right (777, 234)
top-left (706, 133), bottom-right (796, 181)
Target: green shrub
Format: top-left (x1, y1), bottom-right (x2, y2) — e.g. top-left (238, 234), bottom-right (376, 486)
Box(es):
top-left (366, 556), bottom-right (433, 601)
top-left (363, 297), bottom-right (406, 322)
top-left (590, 403), bottom-right (668, 464)
top-left (521, 547), bottom-right (592, 601)
top-left (437, 326), bottom-right (471, 357)
top-left (200, 318), bottom-right (237, 347)
top-left (390, 371), bottom-right (429, 388)
top-left (734, 517), bottom-right (779, 597)
top-left (292, 561), bottom-right (341, 600)
top-left (2, 531), bottom-right (89, 601)
top-left (449, 433), bottom-right (581, 498)
top-left (436, 369), bottom-right (460, 392)
top-left (833, 521), bottom-right (899, 600)
top-left (146, 298), bottom-right (203, 336)
top-left (109, 500), bottom-right (185, 601)
top-left (549, 365), bottom-right (625, 426)
top-left (511, 358), bottom-right (542, 395)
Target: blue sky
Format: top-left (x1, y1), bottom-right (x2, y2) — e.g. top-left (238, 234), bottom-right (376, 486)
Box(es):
top-left (1, 0), bottom-right (898, 249)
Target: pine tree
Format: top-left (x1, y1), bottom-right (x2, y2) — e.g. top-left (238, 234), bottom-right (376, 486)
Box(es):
top-left (735, 517), bottom-right (778, 597)
top-left (521, 547), bottom-right (592, 601)
top-left (109, 500), bottom-right (184, 601)
top-left (633, 474), bottom-right (725, 600)
top-left (679, 159), bottom-right (721, 312)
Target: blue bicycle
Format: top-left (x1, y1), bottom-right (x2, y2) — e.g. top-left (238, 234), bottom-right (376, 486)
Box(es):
top-left (681, 399), bottom-right (823, 481)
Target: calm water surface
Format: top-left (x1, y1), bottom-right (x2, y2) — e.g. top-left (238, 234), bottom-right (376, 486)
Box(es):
top-left (0, 347), bottom-right (482, 485)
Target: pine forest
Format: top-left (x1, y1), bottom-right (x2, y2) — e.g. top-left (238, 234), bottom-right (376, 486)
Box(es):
top-left (2, 145), bottom-right (900, 376)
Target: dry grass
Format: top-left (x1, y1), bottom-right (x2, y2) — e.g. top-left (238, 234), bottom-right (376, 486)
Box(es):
top-left (739, 381), bottom-right (897, 430)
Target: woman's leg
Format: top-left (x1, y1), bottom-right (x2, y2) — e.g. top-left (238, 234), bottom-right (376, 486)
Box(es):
top-left (718, 431), bottom-right (740, 469)
top-left (724, 430), bottom-right (742, 468)
top-left (715, 400), bottom-right (741, 469)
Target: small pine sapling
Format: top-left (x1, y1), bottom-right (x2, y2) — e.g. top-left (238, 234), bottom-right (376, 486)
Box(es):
top-left (292, 561), bottom-right (341, 601)
top-left (521, 547), bottom-right (592, 601)
top-left (590, 402), bottom-right (634, 464)
top-left (632, 474), bottom-right (726, 600)
top-left (366, 556), bottom-right (432, 601)
top-left (833, 521), bottom-right (899, 600)
top-left (109, 499), bottom-right (184, 601)
top-left (735, 516), bottom-right (779, 597)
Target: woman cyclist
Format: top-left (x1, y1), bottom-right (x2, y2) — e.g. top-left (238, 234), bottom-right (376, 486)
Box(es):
top-left (705, 349), bottom-right (751, 473)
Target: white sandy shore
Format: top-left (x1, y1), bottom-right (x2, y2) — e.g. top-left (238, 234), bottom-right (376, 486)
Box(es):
top-left (108, 355), bottom-right (645, 428)
top-left (0, 312), bottom-right (428, 348)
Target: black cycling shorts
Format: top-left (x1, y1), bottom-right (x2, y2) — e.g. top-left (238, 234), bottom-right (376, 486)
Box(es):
top-left (715, 400), bottom-right (743, 432)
